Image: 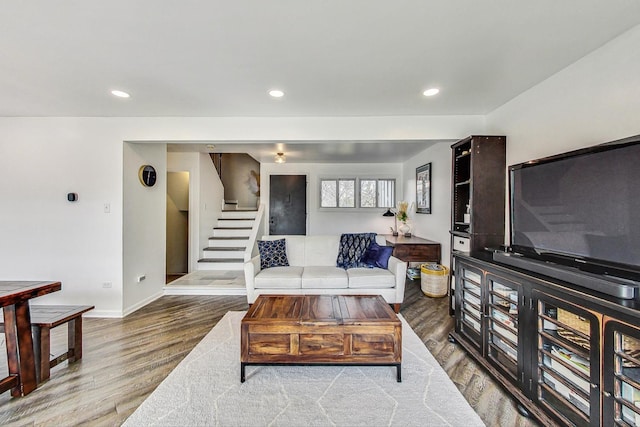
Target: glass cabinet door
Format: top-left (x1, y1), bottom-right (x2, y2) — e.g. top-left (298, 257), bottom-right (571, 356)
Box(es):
top-left (604, 319), bottom-right (640, 426)
top-left (534, 291), bottom-right (600, 426)
top-left (486, 273), bottom-right (520, 383)
top-left (455, 261), bottom-right (483, 352)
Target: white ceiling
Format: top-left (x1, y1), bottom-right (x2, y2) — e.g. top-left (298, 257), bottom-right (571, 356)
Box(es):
top-left (3, 1), bottom-right (639, 162)
top-left (167, 140), bottom-right (445, 163)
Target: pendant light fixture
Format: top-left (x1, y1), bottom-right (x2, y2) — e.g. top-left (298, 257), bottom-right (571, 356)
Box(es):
top-left (274, 152), bottom-right (286, 163)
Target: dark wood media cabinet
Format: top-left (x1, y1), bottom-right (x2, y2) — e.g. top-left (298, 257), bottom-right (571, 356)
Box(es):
top-left (450, 252), bottom-right (640, 427)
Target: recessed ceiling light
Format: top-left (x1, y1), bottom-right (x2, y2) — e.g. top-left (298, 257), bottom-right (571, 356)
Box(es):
top-left (422, 88), bottom-right (440, 97)
top-left (111, 90), bottom-right (130, 98)
top-left (269, 89), bottom-right (284, 98)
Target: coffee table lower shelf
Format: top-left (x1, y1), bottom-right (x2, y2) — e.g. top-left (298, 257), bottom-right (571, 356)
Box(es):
top-left (241, 361), bottom-right (401, 383)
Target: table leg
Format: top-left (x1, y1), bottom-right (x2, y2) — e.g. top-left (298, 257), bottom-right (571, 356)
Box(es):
top-left (396, 364), bottom-right (402, 382)
top-left (4, 303), bottom-right (37, 395)
top-left (31, 325), bottom-right (41, 384)
top-left (69, 317), bottom-right (83, 361)
top-left (241, 363), bottom-right (246, 383)
top-left (3, 305), bottom-right (20, 396)
top-left (15, 302), bottom-right (37, 395)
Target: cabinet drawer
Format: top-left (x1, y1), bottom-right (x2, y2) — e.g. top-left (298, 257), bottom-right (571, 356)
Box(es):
top-left (453, 236), bottom-right (470, 252)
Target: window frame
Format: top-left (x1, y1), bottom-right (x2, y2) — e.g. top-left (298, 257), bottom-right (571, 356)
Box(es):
top-left (359, 178), bottom-right (396, 209)
top-left (319, 178), bottom-right (356, 208)
top-left (319, 176), bottom-right (396, 210)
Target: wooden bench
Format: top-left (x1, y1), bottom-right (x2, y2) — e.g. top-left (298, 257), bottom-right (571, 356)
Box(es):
top-left (1, 305), bottom-right (94, 383)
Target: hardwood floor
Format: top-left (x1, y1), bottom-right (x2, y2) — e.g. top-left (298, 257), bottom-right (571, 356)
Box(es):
top-left (0, 281), bottom-right (540, 426)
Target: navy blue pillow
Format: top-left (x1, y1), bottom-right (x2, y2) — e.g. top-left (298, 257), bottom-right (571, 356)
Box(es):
top-left (360, 241), bottom-right (394, 269)
top-left (258, 239), bottom-right (289, 269)
top-left (336, 233), bottom-right (377, 269)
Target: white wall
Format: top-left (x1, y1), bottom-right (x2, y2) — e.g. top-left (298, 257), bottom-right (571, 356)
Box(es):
top-left (221, 153), bottom-right (260, 209)
top-left (486, 24), bottom-right (640, 166)
top-left (402, 142), bottom-right (454, 266)
top-left (123, 142), bottom-right (166, 315)
top-left (0, 119), bottom-right (124, 316)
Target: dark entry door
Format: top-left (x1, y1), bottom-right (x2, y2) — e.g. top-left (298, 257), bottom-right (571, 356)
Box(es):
top-left (269, 175), bottom-right (306, 235)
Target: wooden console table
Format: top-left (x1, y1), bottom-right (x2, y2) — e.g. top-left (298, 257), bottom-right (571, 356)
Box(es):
top-left (0, 281), bottom-right (61, 396)
top-left (383, 234), bottom-right (441, 264)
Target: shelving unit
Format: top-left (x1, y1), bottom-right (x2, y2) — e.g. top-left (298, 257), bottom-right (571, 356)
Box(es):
top-left (487, 275), bottom-right (520, 381)
top-left (457, 264), bottom-right (483, 350)
top-left (449, 135), bottom-right (506, 315)
top-left (451, 253), bottom-right (640, 427)
top-left (604, 320), bottom-right (640, 426)
top-left (535, 295), bottom-right (598, 425)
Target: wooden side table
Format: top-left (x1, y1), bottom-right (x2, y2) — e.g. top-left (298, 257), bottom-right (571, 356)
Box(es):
top-left (383, 234), bottom-right (441, 264)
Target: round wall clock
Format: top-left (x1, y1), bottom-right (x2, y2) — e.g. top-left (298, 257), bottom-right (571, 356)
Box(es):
top-left (138, 165), bottom-right (157, 187)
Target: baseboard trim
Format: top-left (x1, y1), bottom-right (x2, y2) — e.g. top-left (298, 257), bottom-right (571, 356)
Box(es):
top-left (83, 310), bottom-right (123, 318)
top-left (122, 290), bottom-right (164, 317)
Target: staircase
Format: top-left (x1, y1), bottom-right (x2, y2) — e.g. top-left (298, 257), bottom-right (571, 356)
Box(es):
top-left (197, 209), bottom-right (258, 271)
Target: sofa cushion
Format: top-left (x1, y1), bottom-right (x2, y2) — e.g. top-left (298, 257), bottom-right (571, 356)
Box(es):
top-left (254, 266), bottom-right (303, 289)
top-left (360, 241), bottom-right (394, 269)
top-left (336, 233), bottom-right (377, 269)
top-left (282, 236), bottom-right (306, 266)
top-left (304, 235), bottom-right (340, 266)
top-left (258, 238), bottom-right (289, 269)
top-left (347, 268), bottom-right (396, 288)
top-left (301, 266), bottom-right (348, 289)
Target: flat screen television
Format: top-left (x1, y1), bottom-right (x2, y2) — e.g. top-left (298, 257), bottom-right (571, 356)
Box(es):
top-left (508, 134), bottom-right (640, 285)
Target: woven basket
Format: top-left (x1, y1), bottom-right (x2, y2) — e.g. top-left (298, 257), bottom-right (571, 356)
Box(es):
top-left (420, 264), bottom-right (449, 298)
top-left (557, 309), bottom-right (591, 351)
top-left (558, 309), bottom-right (590, 336)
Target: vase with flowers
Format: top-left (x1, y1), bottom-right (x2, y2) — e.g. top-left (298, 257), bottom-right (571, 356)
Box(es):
top-left (397, 201), bottom-right (411, 236)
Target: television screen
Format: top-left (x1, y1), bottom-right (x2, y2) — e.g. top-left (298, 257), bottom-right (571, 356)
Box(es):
top-left (510, 135), bottom-right (640, 279)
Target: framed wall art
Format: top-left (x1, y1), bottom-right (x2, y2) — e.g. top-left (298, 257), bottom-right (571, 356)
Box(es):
top-left (416, 163), bottom-right (431, 214)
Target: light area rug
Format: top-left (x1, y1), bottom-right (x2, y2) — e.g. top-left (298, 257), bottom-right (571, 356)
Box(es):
top-left (124, 311), bottom-right (485, 427)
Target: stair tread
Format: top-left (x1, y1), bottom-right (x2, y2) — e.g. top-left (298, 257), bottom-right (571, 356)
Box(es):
top-left (209, 236), bottom-right (249, 240)
top-left (203, 247), bottom-right (245, 251)
top-left (198, 258), bottom-right (244, 262)
top-left (213, 227), bottom-right (252, 230)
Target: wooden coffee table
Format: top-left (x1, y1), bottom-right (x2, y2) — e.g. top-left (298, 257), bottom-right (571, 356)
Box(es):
top-left (240, 294), bottom-right (402, 382)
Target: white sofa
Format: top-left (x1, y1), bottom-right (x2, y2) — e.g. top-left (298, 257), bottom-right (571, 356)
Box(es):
top-left (244, 235), bottom-right (408, 312)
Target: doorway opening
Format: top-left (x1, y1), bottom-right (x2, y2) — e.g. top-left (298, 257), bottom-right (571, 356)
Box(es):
top-left (166, 171), bottom-right (189, 283)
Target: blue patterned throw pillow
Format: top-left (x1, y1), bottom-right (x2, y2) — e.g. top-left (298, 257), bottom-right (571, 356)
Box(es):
top-left (336, 233), bottom-right (377, 269)
top-left (258, 239), bottom-right (289, 269)
top-left (360, 241), bottom-right (394, 269)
